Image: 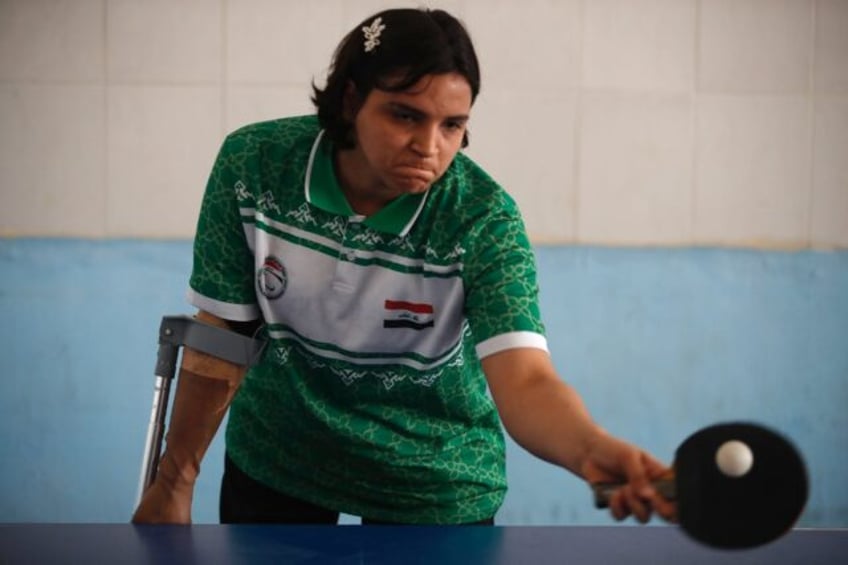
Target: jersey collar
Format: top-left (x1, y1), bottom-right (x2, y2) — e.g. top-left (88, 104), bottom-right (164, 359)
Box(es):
top-left (304, 130), bottom-right (428, 237)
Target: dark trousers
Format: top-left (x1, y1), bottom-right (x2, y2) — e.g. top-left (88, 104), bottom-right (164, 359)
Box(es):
top-left (219, 454), bottom-right (494, 525)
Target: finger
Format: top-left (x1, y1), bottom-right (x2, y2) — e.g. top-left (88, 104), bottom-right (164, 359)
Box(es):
top-left (609, 490), bottom-right (627, 521)
top-left (625, 486), bottom-right (652, 523)
top-left (641, 451), bottom-right (670, 475)
top-left (651, 493), bottom-right (678, 523)
top-left (632, 451), bottom-right (662, 492)
top-left (609, 486), bottom-right (649, 523)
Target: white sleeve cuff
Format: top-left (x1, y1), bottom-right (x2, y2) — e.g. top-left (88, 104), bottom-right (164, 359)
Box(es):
top-left (186, 288), bottom-right (260, 322)
top-left (475, 331), bottom-right (549, 359)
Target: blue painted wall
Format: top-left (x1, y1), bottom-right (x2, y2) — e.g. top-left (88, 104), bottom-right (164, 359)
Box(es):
top-left (1, 240), bottom-right (846, 525)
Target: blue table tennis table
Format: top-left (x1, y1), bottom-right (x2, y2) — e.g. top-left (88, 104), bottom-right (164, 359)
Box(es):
top-left (1, 524), bottom-right (846, 564)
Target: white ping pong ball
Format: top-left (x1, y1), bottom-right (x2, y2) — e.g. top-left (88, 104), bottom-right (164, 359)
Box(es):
top-left (715, 440), bottom-right (754, 477)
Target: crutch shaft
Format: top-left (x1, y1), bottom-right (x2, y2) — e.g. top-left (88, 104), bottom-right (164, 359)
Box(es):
top-left (136, 342), bottom-right (179, 504)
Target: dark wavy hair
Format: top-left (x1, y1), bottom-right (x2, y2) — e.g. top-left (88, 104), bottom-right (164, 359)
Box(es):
top-left (311, 8), bottom-right (480, 149)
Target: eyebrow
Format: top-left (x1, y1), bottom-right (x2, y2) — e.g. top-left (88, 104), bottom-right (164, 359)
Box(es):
top-left (386, 102), bottom-right (469, 123)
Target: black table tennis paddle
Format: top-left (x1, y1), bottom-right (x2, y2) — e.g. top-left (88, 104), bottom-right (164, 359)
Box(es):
top-left (592, 422), bottom-right (809, 549)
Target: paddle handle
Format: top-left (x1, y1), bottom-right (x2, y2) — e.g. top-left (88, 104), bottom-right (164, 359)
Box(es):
top-left (592, 472), bottom-right (677, 508)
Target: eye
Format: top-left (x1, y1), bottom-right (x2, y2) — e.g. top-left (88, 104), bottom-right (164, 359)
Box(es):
top-left (392, 108), bottom-right (419, 123)
top-left (443, 120), bottom-right (466, 133)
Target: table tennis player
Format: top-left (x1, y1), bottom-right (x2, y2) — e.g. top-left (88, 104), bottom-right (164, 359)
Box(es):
top-left (132, 7), bottom-right (676, 527)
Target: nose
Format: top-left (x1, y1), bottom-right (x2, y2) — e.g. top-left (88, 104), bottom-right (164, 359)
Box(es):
top-left (411, 125), bottom-right (439, 157)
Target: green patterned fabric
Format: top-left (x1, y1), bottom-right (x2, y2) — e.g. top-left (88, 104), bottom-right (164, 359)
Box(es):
top-left (188, 115), bottom-right (547, 523)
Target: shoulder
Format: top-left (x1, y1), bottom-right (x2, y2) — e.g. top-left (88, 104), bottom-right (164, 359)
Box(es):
top-left (221, 115), bottom-right (320, 156)
top-left (415, 153), bottom-right (530, 267)
top-left (447, 152), bottom-right (496, 188)
top-left (434, 152), bottom-right (522, 220)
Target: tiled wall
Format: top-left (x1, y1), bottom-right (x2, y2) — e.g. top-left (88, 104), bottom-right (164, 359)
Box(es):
top-left (1, 0), bottom-right (846, 247)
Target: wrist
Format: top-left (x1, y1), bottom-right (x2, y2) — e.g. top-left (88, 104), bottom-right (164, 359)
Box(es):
top-left (156, 449), bottom-right (199, 491)
top-left (577, 426), bottom-right (614, 479)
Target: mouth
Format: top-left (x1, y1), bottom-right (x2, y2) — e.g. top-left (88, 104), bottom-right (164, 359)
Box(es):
top-left (395, 164), bottom-right (436, 182)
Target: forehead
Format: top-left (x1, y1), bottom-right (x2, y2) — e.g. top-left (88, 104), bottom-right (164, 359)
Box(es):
top-left (369, 72), bottom-right (473, 113)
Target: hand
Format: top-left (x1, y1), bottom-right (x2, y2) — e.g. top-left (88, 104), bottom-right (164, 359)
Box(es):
top-left (580, 434), bottom-right (677, 524)
top-left (131, 454), bottom-right (195, 524)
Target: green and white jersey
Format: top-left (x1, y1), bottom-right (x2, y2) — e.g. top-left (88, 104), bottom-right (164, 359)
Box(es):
top-left (188, 115), bottom-right (548, 524)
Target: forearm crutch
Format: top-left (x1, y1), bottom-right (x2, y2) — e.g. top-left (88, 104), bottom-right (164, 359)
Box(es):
top-left (136, 315), bottom-right (266, 504)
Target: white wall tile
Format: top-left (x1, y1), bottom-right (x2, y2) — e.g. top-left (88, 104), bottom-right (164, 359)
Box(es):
top-left (815, 0), bottom-right (848, 93)
top-left (225, 85), bottom-right (314, 133)
top-left (227, 0), bottom-right (345, 85)
top-left (0, 0), bottom-right (104, 82)
top-left (695, 95), bottom-right (811, 246)
top-left (464, 0), bottom-right (581, 90)
top-left (465, 89), bottom-right (579, 242)
top-left (340, 0), bottom-right (467, 28)
top-left (0, 85), bottom-right (106, 237)
top-left (812, 96), bottom-right (848, 247)
top-left (579, 91), bottom-right (693, 245)
top-left (699, 0), bottom-right (813, 93)
top-left (583, 0), bottom-right (696, 92)
top-left (108, 0), bottom-right (222, 83)
top-left (106, 86), bottom-right (222, 237)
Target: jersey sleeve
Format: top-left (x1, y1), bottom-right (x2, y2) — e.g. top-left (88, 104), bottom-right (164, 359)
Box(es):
top-left (187, 133), bottom-right (260, 322)
top-left (463, 209), bottom-right (548, 359)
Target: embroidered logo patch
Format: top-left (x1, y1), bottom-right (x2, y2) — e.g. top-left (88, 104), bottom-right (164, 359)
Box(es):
top-left (257, 256), bottom-right (287, 299)
top-left (383, 300), bottom-right (434, 330)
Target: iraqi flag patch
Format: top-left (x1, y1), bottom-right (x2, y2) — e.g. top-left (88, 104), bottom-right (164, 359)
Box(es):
top-left (383, 300), bottom-right (435, 330)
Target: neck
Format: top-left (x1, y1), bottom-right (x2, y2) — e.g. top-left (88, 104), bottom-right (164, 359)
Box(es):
top-left (334, 149), bottom-right (392, 216)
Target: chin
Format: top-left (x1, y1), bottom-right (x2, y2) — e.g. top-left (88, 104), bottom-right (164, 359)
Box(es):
top-left (393, 179), bottom-right (432, 194)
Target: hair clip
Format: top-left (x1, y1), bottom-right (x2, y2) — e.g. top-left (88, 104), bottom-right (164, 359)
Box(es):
top-left (362, 17), bottom-right (386, 53)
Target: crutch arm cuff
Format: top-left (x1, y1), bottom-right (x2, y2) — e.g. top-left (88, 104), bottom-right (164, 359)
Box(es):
top-left (158, 314), bottom-right (266, 368)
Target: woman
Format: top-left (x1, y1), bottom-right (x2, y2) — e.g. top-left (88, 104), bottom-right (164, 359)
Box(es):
top-left (133, 7), bottom-right (675, 526)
